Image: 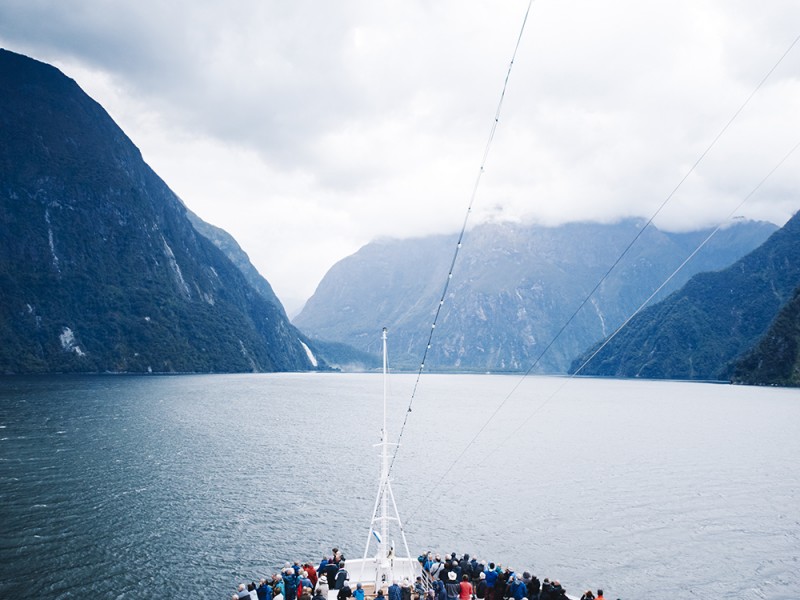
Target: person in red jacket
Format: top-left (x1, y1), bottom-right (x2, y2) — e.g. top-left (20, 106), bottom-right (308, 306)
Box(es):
top-left (459, 575), bottom-right (473, 600)
top-left (304, 563), bottom-right (318, 587)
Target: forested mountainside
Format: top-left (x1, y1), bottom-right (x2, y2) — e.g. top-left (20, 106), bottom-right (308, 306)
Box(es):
top-left (572, 210), bottom-right (800, 381)
top-left (731, 285), bottom-right (800, 386)
top-left (0, 49), bottom-right (324, 373)
top-left (294, 218), bottom-right (776, 372)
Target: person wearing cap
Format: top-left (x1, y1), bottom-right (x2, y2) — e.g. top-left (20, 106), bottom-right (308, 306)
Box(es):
top-left (475, 572), bottom-right (487, 600)
top-left (337, 580), bottom-right (352, 600)
top-left (353, 582), bottom-right (365, 600)
top-left (314, 574), bottom-right (329, 599)
top-left (444, 571), bottom-right (460, 600)
top-left (397, 578), bottom-right (410, 600)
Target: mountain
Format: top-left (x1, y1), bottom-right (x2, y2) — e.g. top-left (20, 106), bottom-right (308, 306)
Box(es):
top-left (186, 209), bottom-right (286, 316)
top-left (730, 285), bottom-right (800, 386)
top-left (0, 48), bottom-right (323, 374)
top-left (293, 218), bottom-right (776, 372)
top-left (572, 210), bottom-right (800, 380)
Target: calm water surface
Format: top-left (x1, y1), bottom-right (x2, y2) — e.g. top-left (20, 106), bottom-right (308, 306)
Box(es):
top-left (0, 374), bottom-right (798, 599)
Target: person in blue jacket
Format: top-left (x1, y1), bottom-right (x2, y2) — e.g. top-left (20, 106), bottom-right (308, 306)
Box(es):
top-left (389, 581), bottom-right (402, 600)
top-left (283, 568), bottom-right (300, 600)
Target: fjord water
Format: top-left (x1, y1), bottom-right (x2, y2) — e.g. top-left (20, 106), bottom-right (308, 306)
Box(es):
top-left (0, 374), bottom-right (797, 599)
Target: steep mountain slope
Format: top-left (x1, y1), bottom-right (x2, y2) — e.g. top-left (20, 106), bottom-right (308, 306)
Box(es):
top-left (0, 49), bottom-right (320, 373)
top-left (573, 210), bottom-right (800, 380)
top-left (731, 285), bottom-right (800, 386)
top-left (294, 218), bottom-right (776, 372)
top-left (186, 209), bottom-right (286, 316)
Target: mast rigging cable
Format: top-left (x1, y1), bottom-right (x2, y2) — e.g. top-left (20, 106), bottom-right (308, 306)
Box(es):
top-left (381, 11), bottom-right (800, 528)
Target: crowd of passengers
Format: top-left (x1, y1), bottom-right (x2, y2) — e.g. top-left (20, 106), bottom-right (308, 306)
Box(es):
top-left (232, 548), bottom-right (608, 600)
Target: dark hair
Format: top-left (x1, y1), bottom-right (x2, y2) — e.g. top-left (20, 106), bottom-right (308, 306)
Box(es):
top-left (462, 575), bottom-right (468, 581)
top-left (597, 590), bottom-right (603, 596)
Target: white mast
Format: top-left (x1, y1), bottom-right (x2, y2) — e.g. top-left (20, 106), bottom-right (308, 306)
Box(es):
top-left (380, 327), bottom-right (389, 561)
top-left (356, 328), bottom-right (416, 589)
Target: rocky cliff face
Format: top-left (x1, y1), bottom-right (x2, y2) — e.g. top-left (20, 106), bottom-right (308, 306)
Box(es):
top-left (294, 218), bottom-right (777, 372)
top-left (0, 49), bottom-right (322, 373)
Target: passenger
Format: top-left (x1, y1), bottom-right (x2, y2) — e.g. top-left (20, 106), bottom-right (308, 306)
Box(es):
top-left (314, 575), bottom-right (329, 599)
top-left (444, 571), bottom-right (460, 600)
top-left (549, 581), bottom-right (567, 600)
top-left (595, 589), bottom-right (604, 600)
top-left (433, 576), bottom-right (446, 600)
top-left (430, 555), bottom-right (444, 580)
top-left (524, 573), bottom-right (539, 600)
top-left (274, 573), bottom-right (285, 598)
top-left (353, 582), bottom-right (365, 600)
top-left (579, 591), bottom-right (595, 600)
top-left (469, 558), bottom-right (482, 585)
top-left (312, 588), bottom-right (326, 600)
top-left (484, 564), bottom-right (498, 600)
top-left (475, 572), bottom-right (487, 600)
top-left (284, 568), bottom-right (301, 600)
top-left (493, 570), bottom-right (507, 600)
top-left (423, 552), bottom-right (433, 572)
top-left (300, 571), bottom-right (313, 594)
top-left (334, 562), bottom-right (349, 590)
top-left (389, 580), bottom-right (403, 600)
top-left (538, 579), bottom-right (551, 600)
top-left (450, 560), bottom-right (462, 580)
top-left (458, 555), bottom-right (472, 581)
top-left (304, 563), bottom-right (319, 587)
top-left (458, 574), bottom-right (473, 600)
top-left (508, 574), bottom-right (526, 600)
top-left (337, 581), bottom-right (353, 600)
top-left (323, 561), bottom-right (339, 588)
top-left (414, 576), bottom-right (426, 600)
top-left (401, 578), bottom-right (412, 600)
top-left (237, 583), bottom-right (251, 600)
top-left (258, 578), bottom-right (273, 600)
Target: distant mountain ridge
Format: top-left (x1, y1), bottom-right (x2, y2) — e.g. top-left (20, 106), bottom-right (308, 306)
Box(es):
top-left (294, 218), bottom-right (777, 372)
top-left (573, 210), bottom-right (800, 381)
top-left (0, 49), bottom-right (324, 373)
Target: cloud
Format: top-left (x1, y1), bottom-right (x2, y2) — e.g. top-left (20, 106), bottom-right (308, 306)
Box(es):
top-left (1, 0), bottom-right (799, 311)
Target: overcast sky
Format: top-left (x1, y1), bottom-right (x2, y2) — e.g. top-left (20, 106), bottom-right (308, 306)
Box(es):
top-left (2, 1), bottom-right (799, 314)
